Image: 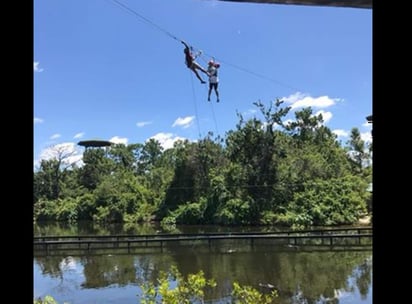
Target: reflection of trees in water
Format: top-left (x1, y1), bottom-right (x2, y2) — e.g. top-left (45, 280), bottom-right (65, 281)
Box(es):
top-left (79, 253), bottom-right (179, 289)
top-left (80, 255), bottom-right (137, 288)
top-left (34, 250), bottom-right (372, 303)
top-left (35, 256), bottom-right (80, 295)
top-left (132, 254), bottom-right (177, 285)
top-left (34, 222), bottom-right (78, 236)
top-left (35, 256), bottom-right (64, 279)
top-left (168, 250), bottom-right (372, 304)
top-left (353, 256), bottom-right (373, 300)
top-left (260, 251), bottom-right (371, 304)
top-left (34, 221), bottom-right (161, 236)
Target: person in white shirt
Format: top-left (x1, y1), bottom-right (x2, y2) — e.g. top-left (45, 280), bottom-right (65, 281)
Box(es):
top-left (207, 60), bottom-right (220, 102)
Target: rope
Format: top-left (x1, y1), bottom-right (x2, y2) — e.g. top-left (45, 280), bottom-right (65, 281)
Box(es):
top-left (109, 0), bottom-right (180, 42)
top-left (189, 71), bottom-right (202, 139)
top-left (209, 100), bottom-right (220, 136)
top-left (201, 51), bottom-right (301, 91)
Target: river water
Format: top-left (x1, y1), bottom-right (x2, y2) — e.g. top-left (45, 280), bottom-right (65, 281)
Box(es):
top-left (34, 221), bottom-right (372, 304)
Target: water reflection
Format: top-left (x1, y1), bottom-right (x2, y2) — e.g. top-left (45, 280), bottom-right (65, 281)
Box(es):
top-left (33, 220), bottom-right (295, 237)
top-left (34, 250), bottom-right (372, 303)
top-left (34, 221), bottom-right (372, 303)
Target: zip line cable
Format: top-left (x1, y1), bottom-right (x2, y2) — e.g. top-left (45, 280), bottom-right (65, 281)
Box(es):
top-left (200, 51), bottom-right (301, 92)
top-left (199, 80), bottom-right (220, 136)
top-left (109, 0), bottom-right (180, 42)
top-left (165, 182), bottom-right (306, 191)
top-left (191, 74), bottom-right (219, 139)
top-left (208, 92), bottom-right (220, 136)
top-left (189, 71), bottom-right (203, 139)
top-left (108, 0), bottom-right (305, 93)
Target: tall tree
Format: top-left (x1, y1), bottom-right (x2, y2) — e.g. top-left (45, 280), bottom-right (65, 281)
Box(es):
top-left (33, 144), bottom-right (80, 201)
top-left (78, 148), bottom-right (113, 190)
top-left (108, 143), bottom-right (140, 172)
top-left (137, 139), bottom-right (163, 175)
top-left (346, 127), bottom-right (370, 174)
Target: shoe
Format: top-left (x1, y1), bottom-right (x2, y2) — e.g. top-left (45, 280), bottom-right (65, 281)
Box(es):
top-left (208, 97), bottom-right (210, 101)
top-left (201, 80), bottom-right (206, 84)
top-left (217, 98), bottom-right (220, 103)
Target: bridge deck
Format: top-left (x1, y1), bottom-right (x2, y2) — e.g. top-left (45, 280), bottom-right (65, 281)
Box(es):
top-left (34, 227), bottom-right (372, 256)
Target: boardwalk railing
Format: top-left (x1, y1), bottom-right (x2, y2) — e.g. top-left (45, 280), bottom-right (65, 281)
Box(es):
top-left (34, 227), bottom-right (372, 256)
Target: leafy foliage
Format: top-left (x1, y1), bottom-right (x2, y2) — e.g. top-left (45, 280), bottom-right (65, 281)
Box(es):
top-left (139, 265), bottom-right (278, 304)
top-left (34, 101), bottom-right (372, 228)
top-left (285, 175), bottom-right (369, 227)
top-left (33, 295), bottom-right (62, 304)
top-left (232, 282), bottom-right (278, 304)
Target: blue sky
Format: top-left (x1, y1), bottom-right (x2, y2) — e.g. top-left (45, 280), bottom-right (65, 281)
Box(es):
top-left (33, 0), bottom-right (372, 168)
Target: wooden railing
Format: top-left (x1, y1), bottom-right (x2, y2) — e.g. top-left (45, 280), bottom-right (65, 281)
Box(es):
top-left (34, 227), bottom-right (372, 255)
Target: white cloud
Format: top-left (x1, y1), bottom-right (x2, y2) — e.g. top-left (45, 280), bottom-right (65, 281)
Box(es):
top-left (73, 132), bottom-right (85, 139)
top-left (361, 131), bottom-right (372, 144)
top-left (314, 110), bottom-right (332, 124)
top-left (50, 133), bottom-right (61, 140)
top-left (242, 109), bottom-right (258, 117)
top-left (35, 142), bottom-right (83, 170)
top-left (136, 121), bottom-right (152, 127)
top-left (332, 129), bottom-right (349, 137)
top-left (172, 116), bottom-right (195, 129)
top-left (283, 92), bottom-right (305, 104)
top-left (34, 117), bottom-right (43, 124)
top-left (39, 142), bottom-right (74, 159)
top-left (283, 92), bottom-right (341, 109)
top-left (110, 136), bottom-right (128, 145)
top-left (34, 61), bottom-right (44, 72)
top-left (362, 121), bottom-right (372, 127)
top-left (150, 132), bottom-right (186, 150)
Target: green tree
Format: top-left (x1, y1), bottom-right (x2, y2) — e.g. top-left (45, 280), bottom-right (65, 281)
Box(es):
top-left (284, 107), bottom-right (322, 144)
top-left (78, 148), bottom-right (113, 190)
top-left (346, 127), bottom-right (371, 174)
top-left (139, 265), bottom-right (277, 304)
top-left (108, 143), bottom-right (140, 172)
top-left (34, 144), bottom-right (80, 201)
top-left (137, 139), bottom-right (164, 175)
top-left (286, 175), bottom-right (369, 227)
top-left (34, 159), bottom-right (61, 201)
top-left (224, 100), bottom-right (290, 223)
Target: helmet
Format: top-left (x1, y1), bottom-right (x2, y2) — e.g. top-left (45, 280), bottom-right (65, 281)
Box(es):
top-left (208, 60), bottom-right (214, 66)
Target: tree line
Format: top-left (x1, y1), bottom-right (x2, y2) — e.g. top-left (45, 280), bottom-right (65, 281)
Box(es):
top-left (33, 100), bottom-right (372, 229)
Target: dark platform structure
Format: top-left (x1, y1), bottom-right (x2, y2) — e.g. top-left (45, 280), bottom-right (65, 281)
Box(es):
top-left (366, 115), bottom-right (372, 123)
top-left (219, 0), bottom-right (372, 9)
top-left (78, 140), bottom-right (113, 148)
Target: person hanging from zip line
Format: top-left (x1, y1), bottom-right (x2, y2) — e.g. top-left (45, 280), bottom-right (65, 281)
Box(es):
top-left (207, 59), bottom-right (220, 102)
top-left (181, 40), bottom-right (209, 84)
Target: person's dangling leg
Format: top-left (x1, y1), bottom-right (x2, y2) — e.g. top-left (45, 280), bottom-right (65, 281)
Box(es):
top-left (208, 84), bottom-right (212, 101)
top-left (192, 67), bottom-right (206, 83)
top-left (193, 62), bottom-right (209, 76)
